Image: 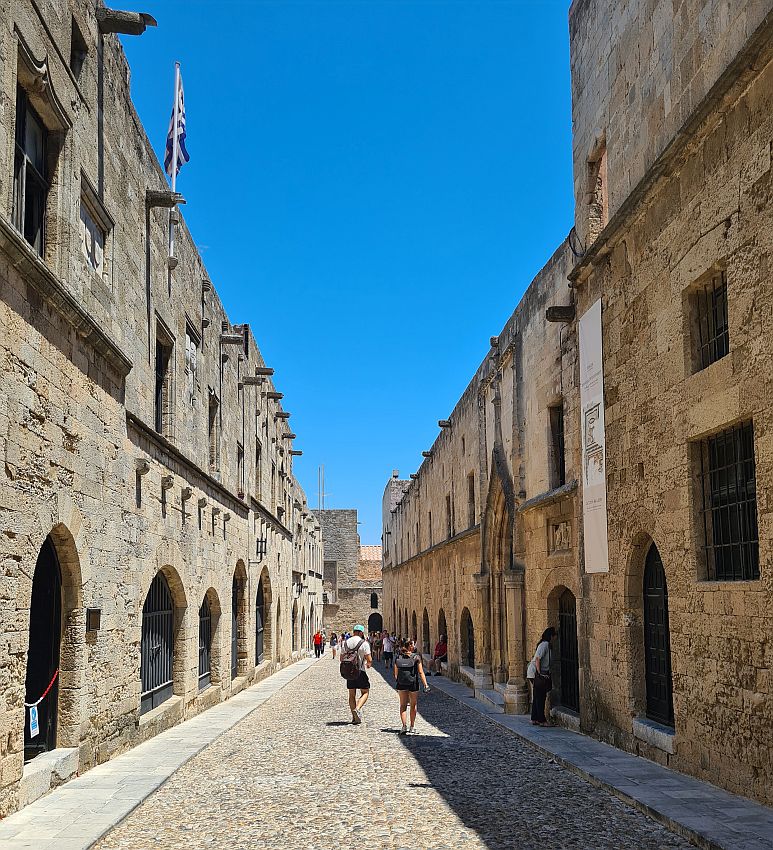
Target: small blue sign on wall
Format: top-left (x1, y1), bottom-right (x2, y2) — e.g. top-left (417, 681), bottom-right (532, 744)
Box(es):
top-left (29, 706), bottom-right (39, 739)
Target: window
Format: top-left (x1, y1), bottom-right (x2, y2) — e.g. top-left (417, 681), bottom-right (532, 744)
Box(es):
top-left (255, 440), bottom-right (262, 498)
top-left (79, 200), bottom-right (104, 273)
top-left (208, 390), bottom-right (220, 472)
top-left (587, 142), bottom-right (608, 244)
top-left (237, 443), bottom-right (244, 495)
top-left (696, 421), bottom-right (758, 581)
top-left (184, 325), bottom-right (199, 408)
top-left (154, 326), bottom-right (173, 436)
top-left (446, 494), bottom-right (453, 539)
top-left (198, 597), bottom-right (212, 691)
top-left (370, 593), bottom-right (378, 609)
top-left (549, 404), bottom-right (566, 488)
top-left (428, 511), bottom-right (432, 547)
top-left (692, 271), bottom-right (729, 371)
top-left (468, 473), bottom-right (475, 527)
top-left (70, 17), bottom-right (88, 79)
top-left (461, 436), bottom-right (466, 455)
top-left (13, 86), bottom-right (48, 256)
top-left (271, 462), bottom-right (276, 508)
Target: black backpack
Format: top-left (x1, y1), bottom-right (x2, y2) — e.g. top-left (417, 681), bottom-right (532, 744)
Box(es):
top-left (339, 638), bottom-right (365, 679)
top-left (395, 653), bottom-right (419, 689)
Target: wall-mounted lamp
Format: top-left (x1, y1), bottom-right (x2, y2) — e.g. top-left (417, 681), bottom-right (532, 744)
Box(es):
top-left (256, 537), bottom-right (268, 558)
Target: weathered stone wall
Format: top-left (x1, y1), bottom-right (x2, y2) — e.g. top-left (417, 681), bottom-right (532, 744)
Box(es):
top-left (0, 0), bottom-right (322, 816)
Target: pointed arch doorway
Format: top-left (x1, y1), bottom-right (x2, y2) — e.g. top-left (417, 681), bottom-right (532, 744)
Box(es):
top-left (25, 537), bottom-right (62, 761)
top-left (643, 544), bottom-right (674, 726)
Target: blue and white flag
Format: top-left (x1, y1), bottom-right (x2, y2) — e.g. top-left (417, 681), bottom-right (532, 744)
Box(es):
top-left (164, 67), bottom-right (189, 180)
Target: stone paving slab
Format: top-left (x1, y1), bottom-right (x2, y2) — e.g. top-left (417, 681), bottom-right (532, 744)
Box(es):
top-left (427, 673), bottom-right (773, 850)
top-left (0, 659), bottom-right (317, 850)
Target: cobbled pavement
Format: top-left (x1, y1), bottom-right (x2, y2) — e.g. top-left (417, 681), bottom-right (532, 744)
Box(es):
top-left (94, 656), bottom-right (692, 850)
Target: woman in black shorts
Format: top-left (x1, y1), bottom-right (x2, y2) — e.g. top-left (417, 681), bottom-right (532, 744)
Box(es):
top-left (393, 638), bottom-right (429, 735)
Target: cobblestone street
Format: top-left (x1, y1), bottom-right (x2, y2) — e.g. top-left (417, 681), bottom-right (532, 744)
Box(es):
top-left (94, 657), bottom-right (691, 850)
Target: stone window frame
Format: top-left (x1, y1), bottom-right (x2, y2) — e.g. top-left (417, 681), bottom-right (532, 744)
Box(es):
top-left (69, 15), bottom-right (88, 80)
top-left (184, 319), bottom-right (200, 409)
top-left (691, 419), bottom-right (759, 583)
top-left (684, 267), bottom-right (730, 375)
top-left (548, 401), bottom-right (566, 490)
top-left (585, 131), bottom-right (608, 246)
top-left (79, 171), bottom-right (114, 284)
top-left (154, 317), bottom-right (175, 439)
top-left (467, 471), bottom-right (476, 528)
top-left (207, 389), bottom-right (221, 475)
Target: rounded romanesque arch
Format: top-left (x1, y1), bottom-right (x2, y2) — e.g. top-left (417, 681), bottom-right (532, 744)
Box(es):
top-left (198, 588), bottom-right (222, 691)
top-left (437, 608), bottom-right (448, 644)
top-left (643, 543), bottom-right (674, 727)
top-left (275, 599), bottom-right (282, 663)
top-left (367, 611), bottom-right (383, 633)
top-left (546, 585), bottom-right (579, 712)
top-left (460, 607), bottom-right (475, 669)
top-left (231, 561), bottom-right (248, 681)
top-left (411, 611), bottom-right (418, 642)
top-left (291, 600), bottom-right (299, 653)
top-left (392, 599), bottom-right (396, 632)
top-left (256, 567), bottom-right (273, 666)
top-left (301, 606), bottom-right (307, 652)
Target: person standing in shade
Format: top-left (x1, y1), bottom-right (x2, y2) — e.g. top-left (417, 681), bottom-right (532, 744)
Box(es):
top-left (528, 627), bottom-right (557, 726)
top-left (382, 631), bottom-right (395, 668)
top-left (313, 629), bottom-right (323, 658)
top-left (394, 638), bottom-right (430, 735)
top-left (339, 625), bottom-right (372, 725)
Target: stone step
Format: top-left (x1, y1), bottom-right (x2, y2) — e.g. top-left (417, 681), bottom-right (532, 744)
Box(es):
top-left (475, 688), bottom-right (505, 713)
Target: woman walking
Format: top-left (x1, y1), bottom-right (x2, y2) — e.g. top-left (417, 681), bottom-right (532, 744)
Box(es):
top-left (527, 627), bottom-right (557, 726)
top-left (393, 638), bottom-right (430, 735)
top-left (330, 632), bottom-right (339, 659)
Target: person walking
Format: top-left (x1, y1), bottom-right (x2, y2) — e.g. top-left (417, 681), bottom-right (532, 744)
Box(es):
top-left (313, 629), bottom-right (323, 658)
top-left (393, 638), bottom-right (430, 735)
top-left (339, 625), bottom-right (372, 725)
top-left (330, 632), bottom-right (339, 659)
top-left (528, 627), bottom-right (557, 726)
top-left (429, 634), bottom-right (448, 676)
top-left (382, 631), bottom-right (394, 668)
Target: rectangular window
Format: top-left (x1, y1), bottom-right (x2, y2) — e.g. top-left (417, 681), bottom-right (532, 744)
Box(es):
top-left (154, 327), bottom-right (173, 436)
top-left (468, 473), bottom-right (475, 527)
top-left (80, 200), bottom-right (105, 274)
top-left (697, 421), bottom-right (758, 581)
top-left (446, 494), bottom-right (453, 539)
top-left (255, 440), bottom-right (262, 498)
top-left (184, 324), bottom-right (199, 408)
top-left (13, 86), bottom-right (48, 256)
top-left (70, 17), bottom-right (88, 79)
top-left (693, 271), bottom-right (729, 371)
top-left (549, 404), bottom-right (566, 488)
top-left (237, 443), bottom-right (244, 495)
top-left (428, 511), bottom-right (432, 547)
top-left (208, 391), bottom-right (220, 472)
top-left (271, 462), bottom-right (276, 509)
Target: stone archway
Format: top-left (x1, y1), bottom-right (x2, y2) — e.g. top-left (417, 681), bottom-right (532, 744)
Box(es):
top-left (198, 588), bottom-right (222, 691)
top-left (643, 543), bottom-right (674, 726)
top-left (231, 561), bottom-right (248, 681)
top-left (422, 608), bottom-right (430, 654)
top-left (460, 607), bottom-right (475, 669)
top-left (437, 608), bottom-right (447, 644)
top-left (256, 567), bottom-right (273, 666)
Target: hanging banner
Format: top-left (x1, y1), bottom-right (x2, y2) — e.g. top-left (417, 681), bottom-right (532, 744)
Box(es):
top-left (29, 706), bottom-right (39, 738)
top-left (579, 298), bottom-right (609, 573)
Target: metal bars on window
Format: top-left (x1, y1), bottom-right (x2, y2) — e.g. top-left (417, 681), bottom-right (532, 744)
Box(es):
top-left (695, 272), bottom-right (729, 371)
top-left (140, 572), bottom-right (174, 715)
top-left (198, 598), bottom-right (212, 690)
top-left (698, 421), bottom-right (759, 581)
top-left (255, 581), bottom-right (265, 665)
top-left (550, 404), bottom-right (566, 488)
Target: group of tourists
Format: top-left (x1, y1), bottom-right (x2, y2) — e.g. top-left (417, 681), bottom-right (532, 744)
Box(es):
top-left (324, 621), bottom-right (560, 731)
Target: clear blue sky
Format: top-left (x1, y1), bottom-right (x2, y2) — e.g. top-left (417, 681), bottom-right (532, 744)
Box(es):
top-left (121, 1), bottom-right (574, 544)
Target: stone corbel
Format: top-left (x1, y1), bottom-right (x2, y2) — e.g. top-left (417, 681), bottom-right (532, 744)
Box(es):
top-left (146, 189), bottom-right (185, 209)
top-left (96, 8), bottom-right (157, 35)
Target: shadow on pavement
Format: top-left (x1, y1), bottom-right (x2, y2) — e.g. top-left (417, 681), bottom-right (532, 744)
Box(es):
top-left (365, 663), bottom-right (684, 850)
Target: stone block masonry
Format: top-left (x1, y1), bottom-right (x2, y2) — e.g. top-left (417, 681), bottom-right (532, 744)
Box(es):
top-left (0, 0), bottom-right (323, 817)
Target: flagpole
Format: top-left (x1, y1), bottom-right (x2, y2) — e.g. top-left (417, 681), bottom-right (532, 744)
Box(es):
top-left (169, 61), bottom-right (180, 263)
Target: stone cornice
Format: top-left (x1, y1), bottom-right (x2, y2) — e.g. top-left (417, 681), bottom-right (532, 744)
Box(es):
top-left (249, 497), bottom-right (292, 540)
top-left (569, 10), bottom-right (773, 285)
top-left (0, 215), bottom-right (132, 377)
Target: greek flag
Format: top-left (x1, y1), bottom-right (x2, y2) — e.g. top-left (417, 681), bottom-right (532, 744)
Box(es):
top-left (164, 66), bottom-right (189, 180)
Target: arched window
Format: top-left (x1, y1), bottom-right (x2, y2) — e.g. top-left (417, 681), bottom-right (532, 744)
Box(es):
top-left (558, 590), bottom-right (579, 711)
top-left (644, 544), bottom-right (674, 726)
top-left (422, 609), bottom-right (430, 654)
top-left (255, 579), bottom-right (265, 665)
top-left (198, 597), bottom-right (212, 690)
top-left (370, 592), bottom-right (378, 609)
top-left (141, 572), bottom-right (174, 715)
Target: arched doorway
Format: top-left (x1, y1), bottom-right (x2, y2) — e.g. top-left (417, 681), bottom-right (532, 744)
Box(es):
top-left (255, 579), bottom-right (265, 665)
top-left (292, 602), bottom-right (298, 652)
top-left (644, 544), bottom-right (674, 726)
top-left (25, 537), bottom-right (62, 760)
top-left (231, 575), bottom-right (239, 679)
top-left (275, 600), bottom-right (282, 662)
top-left (411, 611), bottom-right (417, 641)
top-left (392, 599), bottom-right (396, 632)
top-left (461, 608), bottom-right (475, 668)
top-left (422, 609), bottom-right (430, 654)
top-left (301, 607), bottom-right (307, 650)
top-left (310, 601), bottom-right (315, 636)
top-left (437, 609), bottom-right (447, 642)
top-left (558, 589), bottom-right (580, 711)
top-left (140, 572), bottom-right (174, 715)
top-left (368, 612), bottom-right (383, 633)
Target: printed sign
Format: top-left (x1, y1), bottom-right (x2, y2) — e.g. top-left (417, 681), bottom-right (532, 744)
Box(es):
top-left (29, 705), bottom-right (39, 739)
top-left (579, 299), bottom-right (609, 573)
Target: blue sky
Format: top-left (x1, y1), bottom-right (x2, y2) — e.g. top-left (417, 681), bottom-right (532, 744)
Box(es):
top-left (121, 1), bottom-right (574, 543)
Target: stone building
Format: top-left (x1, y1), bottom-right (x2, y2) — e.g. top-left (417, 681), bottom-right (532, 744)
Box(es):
top-left (384, 0), bottom-right (773, 806)
top-left (315, 509), bottom-right (382, 635)
top-left (0, 0), bottom-right (322, 816)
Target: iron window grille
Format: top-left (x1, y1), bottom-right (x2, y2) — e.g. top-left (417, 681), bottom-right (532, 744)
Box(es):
top-left (550, 404), bottom-right (566, 488)
top-left (140, 572), bottom-right (174, 715)
top-left (198, 598), bottom-right (212, 690)
top-left (13, 86), bottom-right (48, 256)
top-left (698, 421), bottom-right (759, 581)
top-left (694, 272), bottom-right (729, 371)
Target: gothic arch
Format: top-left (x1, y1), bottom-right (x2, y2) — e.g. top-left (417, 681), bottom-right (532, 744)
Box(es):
top-left (231, 560), bottom-right (248, 679)
top-left (200, 587), bottom-right (223, 687)
top-left (257, 566), bottom-right (273, 665)
top-left (481, 446), bottom-right (516, 576)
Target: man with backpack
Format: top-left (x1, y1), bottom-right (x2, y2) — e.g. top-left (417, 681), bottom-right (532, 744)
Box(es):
top-left (339, 624), bottom-right (372, 725)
